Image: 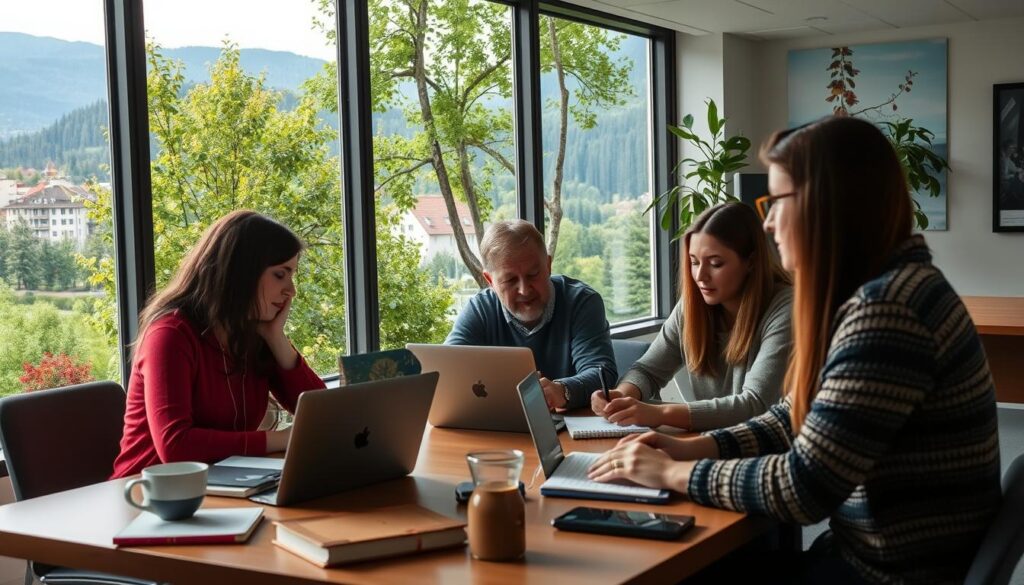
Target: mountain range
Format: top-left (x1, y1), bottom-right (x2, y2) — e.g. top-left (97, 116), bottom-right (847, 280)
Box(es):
top-left (0, 31), bottom-right (652, 205)
top-left (0, 32), bottom-right (328, 139)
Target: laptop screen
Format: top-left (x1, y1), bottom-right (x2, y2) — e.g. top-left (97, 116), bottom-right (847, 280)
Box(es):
top-left (516, 372), bottom-right (563, 478)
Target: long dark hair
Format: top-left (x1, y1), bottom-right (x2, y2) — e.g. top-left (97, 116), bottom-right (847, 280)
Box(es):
top-left (135, 210), bottom-right (304, 369)
top-left (680, 202), bottom-right (789, 377)
top-left (760, 116), bottom-right (912, 432)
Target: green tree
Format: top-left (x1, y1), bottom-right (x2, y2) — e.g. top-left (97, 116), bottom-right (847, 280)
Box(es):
top-left (623, 212), bottom-right (652, 315)
top-left (82, 43), bottom-right (452, 372)
top-left (311, 0), bottom-right (633, 286)
top-left (6, 219), bottom-right (41, 290)
top-left (38, 240), bottom-right (61, 289)
top-left (0, 228), bottom-right (10, 282)
top-left (0, 284), bottom-right (113, 396)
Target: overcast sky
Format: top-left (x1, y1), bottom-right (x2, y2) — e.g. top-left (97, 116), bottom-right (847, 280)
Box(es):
top-left (2, 0), bottom-right (335, 60)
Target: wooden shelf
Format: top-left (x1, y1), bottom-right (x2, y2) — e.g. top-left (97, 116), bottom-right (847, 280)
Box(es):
top-left (961, 296), bottom-right (1024, 336)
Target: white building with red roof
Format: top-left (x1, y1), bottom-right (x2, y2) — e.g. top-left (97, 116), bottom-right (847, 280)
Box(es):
top-left (3, 179), bottom-right (96, 248)
top-left (398, 195), bottom-right (481, 264)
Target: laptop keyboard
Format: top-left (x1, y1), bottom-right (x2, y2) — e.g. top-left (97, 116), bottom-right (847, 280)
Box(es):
top-left (549, 452), bottom-right (663, 497)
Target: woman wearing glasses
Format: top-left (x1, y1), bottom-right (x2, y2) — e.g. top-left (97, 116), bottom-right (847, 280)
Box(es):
top-left (591, 201), bottom-right (792, 431)
top-left (590, 116), bottom-right (1000, 583)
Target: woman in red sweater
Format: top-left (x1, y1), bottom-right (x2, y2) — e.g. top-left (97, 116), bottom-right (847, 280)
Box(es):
top-left (112, 211), bottom-right (326, 478)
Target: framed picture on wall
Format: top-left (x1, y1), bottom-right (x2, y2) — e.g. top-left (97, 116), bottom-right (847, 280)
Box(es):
top-left (994, 82), bottom-right (1024, 232)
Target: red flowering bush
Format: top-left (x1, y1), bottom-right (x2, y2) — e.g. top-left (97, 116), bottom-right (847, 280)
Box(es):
top-left (19, 353), bottom-right (94, 392)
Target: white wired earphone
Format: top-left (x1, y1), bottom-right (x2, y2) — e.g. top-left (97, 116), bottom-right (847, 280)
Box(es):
top-left (218, 340), bottom-right (248, 453)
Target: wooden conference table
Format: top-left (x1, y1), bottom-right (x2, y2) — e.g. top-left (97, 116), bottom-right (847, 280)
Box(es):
top-left (0, 425), bottom-right (772, 585)
top-left (961, 296), bottom-right (1024, 403)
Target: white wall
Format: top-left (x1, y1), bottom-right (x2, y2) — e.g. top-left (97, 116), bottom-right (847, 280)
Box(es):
top-left (736, 17), bottom-right (1024, 296)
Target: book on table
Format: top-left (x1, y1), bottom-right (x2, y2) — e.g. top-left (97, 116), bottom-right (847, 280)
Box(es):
top-left (562, 416), bottom-right (649, 439)
top-left (114, 507), bottom-right (263, 546)
top-left (207, 456), bottom-right (283, 497)
top-left (273, 504), bottom-right (466, 567)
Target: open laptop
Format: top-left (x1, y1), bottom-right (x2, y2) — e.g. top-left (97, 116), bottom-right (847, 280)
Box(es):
top-left (516, 371), bottom-right (670, 504)
top-left (247, 371), bottom-right (438, 507)
top-left (407, 343), bottom-right (564, 433)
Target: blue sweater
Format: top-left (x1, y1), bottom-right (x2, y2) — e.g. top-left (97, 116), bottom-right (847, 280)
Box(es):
top-left (445, 275), bottom-right (616, 408)
top-left (688, 236), bottom-right (1001, 584)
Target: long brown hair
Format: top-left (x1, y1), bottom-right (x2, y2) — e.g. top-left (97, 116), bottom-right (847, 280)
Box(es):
top-left (135, 210), bottom-right (304, 370)
top-left (760, 116), bottom-right (912, 432)
top-left (680, 202), bottom-right (789, 377)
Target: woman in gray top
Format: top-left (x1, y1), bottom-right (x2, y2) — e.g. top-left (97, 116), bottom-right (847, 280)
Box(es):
top-left (592, 202), bottom-right (792, 431)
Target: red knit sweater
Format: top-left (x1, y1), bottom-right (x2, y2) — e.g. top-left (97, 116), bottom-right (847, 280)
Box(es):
top-left (111, 311), bottom-right (326, 478)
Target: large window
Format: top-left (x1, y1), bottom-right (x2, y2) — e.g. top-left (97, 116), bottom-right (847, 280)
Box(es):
top-left (369, 0), bottom-right (517, 349)
top-left (140, 0), bottom-right (346, 374)
top-left (0, 1), bottom-right (120, 395)
top-left (0, 0), bottom-right (674, 380)
top-left (541, 14), bottom-right (655, 324)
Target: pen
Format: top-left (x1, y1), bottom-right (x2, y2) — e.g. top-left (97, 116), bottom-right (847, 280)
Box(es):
top-left (599, 365), bottom-right (610, 401)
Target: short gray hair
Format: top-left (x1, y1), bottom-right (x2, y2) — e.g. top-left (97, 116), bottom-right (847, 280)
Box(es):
top-left (479, 220), bottom-right (546, 270)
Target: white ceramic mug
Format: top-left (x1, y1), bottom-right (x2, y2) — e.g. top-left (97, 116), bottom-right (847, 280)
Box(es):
top-left (124, 462), bottom-right (209, 521)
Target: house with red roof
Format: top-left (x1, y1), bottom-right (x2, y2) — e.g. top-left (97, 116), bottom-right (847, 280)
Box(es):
top-left (398, 195), bottom-right (482, 264)
top-left (2, 179), bottom-right (96, 248)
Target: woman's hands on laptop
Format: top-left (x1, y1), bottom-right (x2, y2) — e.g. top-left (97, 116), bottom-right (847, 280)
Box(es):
top-left (265, 427), bottom-right (292, 453)
top-left (586, 431), bottom-right (717, 491)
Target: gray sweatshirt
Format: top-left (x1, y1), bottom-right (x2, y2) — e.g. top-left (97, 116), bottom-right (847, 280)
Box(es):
top-left (620, 286), bottom-right (792, 431)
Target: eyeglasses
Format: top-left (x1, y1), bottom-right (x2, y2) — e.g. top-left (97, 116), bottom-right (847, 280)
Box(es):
top-left (754, 192), bottom-right (795, 220)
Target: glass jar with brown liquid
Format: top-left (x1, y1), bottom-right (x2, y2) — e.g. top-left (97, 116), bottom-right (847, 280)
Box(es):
top-left (466, 450), bottom-right (525, 561)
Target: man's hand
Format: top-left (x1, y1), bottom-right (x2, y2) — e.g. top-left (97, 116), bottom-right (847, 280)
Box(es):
top-left (539, 374), bottom-right (568, 411)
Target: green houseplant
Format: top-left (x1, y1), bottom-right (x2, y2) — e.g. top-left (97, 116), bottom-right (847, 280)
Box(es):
top-left (648, 99), bottom-right (751, 238)
top-left (879, 118), bottom-right (950, 230)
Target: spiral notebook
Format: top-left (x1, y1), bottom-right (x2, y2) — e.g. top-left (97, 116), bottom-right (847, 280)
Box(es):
top-left (563, 416), bottom-right (649, 439)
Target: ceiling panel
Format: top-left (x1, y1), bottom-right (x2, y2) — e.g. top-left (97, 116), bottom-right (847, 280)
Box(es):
top-left (559, 0), bottom-right (714, 34)
top-left (628, 0), bottom-right (792, 31)
top-left (946, 0), bottom-right (1024, 20)
top-left (834, 0), bottom-right (973, 27)
top-left (565, 0), bottom-right (1024, 39)
top-left (740, 26), bottom-right (830, 41)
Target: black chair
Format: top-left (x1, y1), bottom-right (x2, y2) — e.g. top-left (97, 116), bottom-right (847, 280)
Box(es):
top-left (0, 381), bottom-right (160, 585)
top-left (610, 339), bottom-right (650, 384)
top-left (965, 452), bottom-right (1024, 585)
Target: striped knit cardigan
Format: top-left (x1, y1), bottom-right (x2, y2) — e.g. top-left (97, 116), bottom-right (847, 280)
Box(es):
top-left (687, 235), bottom-right (1001, 584)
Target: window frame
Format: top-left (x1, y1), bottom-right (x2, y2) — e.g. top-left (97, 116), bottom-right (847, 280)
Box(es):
top-left (102, 0), bottom-right (678, 375)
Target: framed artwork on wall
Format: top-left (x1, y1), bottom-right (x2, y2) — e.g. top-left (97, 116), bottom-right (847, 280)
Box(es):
top-left (788, 39), bottom-right (948, 230)
top-left (994, 82), bottom-right (1024, 232)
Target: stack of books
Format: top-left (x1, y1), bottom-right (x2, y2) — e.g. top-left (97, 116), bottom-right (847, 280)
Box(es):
top-left (273, 504), bottom-right (466, 567)
top-left (207, 456), bottom-right (283, 498)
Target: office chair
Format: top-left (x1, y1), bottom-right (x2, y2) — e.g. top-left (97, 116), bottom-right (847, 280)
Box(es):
top-left (965, 452), bottom-right (1024, 585)
top-left (338, 348), bottom-right (421, 385)
top-left (610, 339), bottom-right (650, 384)
top-left (0, 381), bottom-right (160, 585)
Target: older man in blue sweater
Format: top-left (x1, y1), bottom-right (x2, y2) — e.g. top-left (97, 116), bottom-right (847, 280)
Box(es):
top-left (445, 220), bottom-right (616, 410)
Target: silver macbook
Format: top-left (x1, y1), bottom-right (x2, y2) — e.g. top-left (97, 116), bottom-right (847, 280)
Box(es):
top-left (249, 371), bottom-right (438, 507)
top-left (516, 371), bottom-right (669, 504)
top-left (407, 343), bottom-right (563, 433)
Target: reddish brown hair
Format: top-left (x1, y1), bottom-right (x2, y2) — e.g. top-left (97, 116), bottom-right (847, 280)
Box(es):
top-left (760, 116), bottom-right (912, 432)
top-left (680, 202), bottom-right (789, 377)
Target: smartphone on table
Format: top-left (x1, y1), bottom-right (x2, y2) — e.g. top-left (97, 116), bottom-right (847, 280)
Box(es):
top-left (551, 506), bottom-right (694, 540)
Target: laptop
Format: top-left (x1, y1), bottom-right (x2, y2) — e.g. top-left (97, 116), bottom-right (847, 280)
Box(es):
top-left (247, 371), bottom-right (438, 507)
top-left (407, 343), bottom-right (564, 433)
top-left (516, 371), bottom-right (670, 504)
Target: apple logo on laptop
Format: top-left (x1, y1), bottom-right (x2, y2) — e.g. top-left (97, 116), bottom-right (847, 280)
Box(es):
top-left (472, 380), bottom-right (488, 398)
top-left (354, 426), bottom-right (370, 448)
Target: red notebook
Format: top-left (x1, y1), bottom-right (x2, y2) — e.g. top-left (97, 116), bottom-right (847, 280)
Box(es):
top-left (114, 507), bottom-right (263, 546)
